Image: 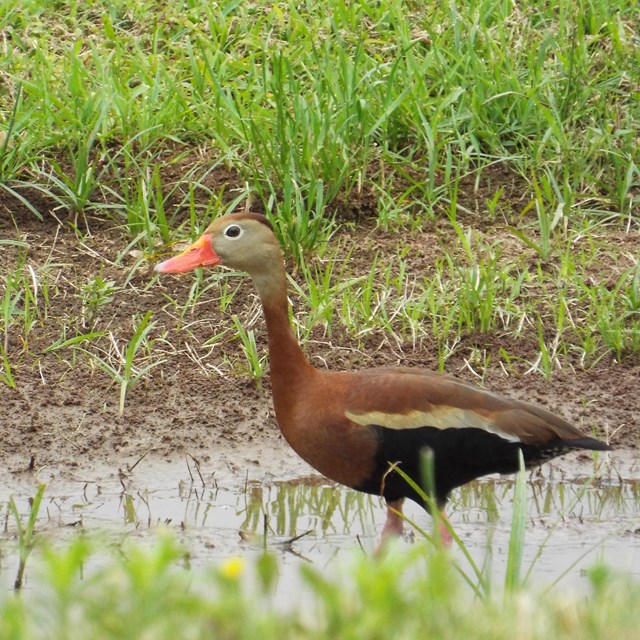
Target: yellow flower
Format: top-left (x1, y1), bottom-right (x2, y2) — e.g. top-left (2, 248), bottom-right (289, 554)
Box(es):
top-left (220, 557), bottom-right (246, 580)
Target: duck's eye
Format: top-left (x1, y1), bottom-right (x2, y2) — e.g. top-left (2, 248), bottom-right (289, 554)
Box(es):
top-left (224, 224), bottom-right (242, 239)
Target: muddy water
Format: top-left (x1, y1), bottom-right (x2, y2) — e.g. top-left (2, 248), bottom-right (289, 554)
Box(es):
top-left (1, 452), bottom-right (639, 597)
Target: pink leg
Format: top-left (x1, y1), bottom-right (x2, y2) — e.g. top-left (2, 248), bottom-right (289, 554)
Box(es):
top-left (435, 510), bottom-right (453, 548)
top-left (375, 499), bottom-right (405, 555)
top-left (382, 499), bottom-right (405, 538)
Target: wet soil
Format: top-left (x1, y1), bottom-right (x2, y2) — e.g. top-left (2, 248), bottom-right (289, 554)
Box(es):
top-left (0, 177), bottom-right (638, 492)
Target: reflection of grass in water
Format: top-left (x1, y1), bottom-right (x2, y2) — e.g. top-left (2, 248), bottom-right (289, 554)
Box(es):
top-left (455, 482), bottom-right (503, 523)
top-left (239, 480), bottom-right (377, 540)
top-left (532, 480), bottom-right (640, 521)
top-left (235, 471), bottom-right (640, 590)
top-left (238, 477), bottom-right (640, 541)
top-left (448, 476), bottom-right (640, 592)
top-left (453, 478), bottom-right (640, 524)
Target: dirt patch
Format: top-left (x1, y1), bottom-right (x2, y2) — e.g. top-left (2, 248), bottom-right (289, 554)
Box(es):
top-left (0, 183), bottom-right (638, 490)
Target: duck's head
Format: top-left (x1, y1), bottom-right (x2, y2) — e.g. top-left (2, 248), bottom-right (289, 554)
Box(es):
top-left (155, 212), bottom-right (280, 276)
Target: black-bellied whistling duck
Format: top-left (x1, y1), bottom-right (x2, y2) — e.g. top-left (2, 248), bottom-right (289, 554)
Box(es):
top-left (156, 213), bottom-right (610, 546)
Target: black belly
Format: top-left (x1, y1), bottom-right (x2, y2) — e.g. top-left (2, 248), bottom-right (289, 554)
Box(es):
top-left (354, 425), bottom-right (576, 509)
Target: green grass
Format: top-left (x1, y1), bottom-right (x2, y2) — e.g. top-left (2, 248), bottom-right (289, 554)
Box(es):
top-left (229, 313), bottom-right (267, 385)
top-left (77, 310), bottom-right (165, 415)
top-left (1, 0), bottom-right (638, 382)
top-left (3, 0), bottom-right (639, 228)
top-left (7, 483), bottom-right (45, 591)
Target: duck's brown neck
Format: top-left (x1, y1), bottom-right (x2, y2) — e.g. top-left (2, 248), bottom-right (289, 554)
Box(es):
top-left (262, 298), bottom-right (313, 382)
top-left (252, 263), bottom-right (314, 385)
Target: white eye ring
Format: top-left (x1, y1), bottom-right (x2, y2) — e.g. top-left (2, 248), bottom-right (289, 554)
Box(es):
top-left (224, 224), bottom-right (242, 239)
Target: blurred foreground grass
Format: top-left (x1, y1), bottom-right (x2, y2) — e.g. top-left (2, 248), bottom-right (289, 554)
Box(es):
top-left (0, 534), bottom-right (639, 640)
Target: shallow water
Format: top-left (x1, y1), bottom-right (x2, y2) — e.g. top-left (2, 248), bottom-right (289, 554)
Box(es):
top-left (1, 452), bottom-right (639, 597)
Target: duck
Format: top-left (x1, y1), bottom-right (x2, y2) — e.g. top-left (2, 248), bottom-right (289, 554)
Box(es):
top-left (155, 212), bottom-right (610, 546)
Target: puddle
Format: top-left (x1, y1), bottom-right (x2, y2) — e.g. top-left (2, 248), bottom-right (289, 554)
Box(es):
top-left (1, 452), bottom-right (639, 598)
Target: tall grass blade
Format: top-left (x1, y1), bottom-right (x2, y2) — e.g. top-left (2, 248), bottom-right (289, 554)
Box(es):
top-left (119, 311), bottom-right (161, 416)
top-left (504, 451), bottom-right (527, 593)
top-left (393, 461), bottom-right (490, 597)
top-left (8, 483), bottom-right (46, 590)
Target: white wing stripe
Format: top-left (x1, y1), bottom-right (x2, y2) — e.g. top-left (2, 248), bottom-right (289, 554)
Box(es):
top-left (344, 408), bottom-right (522, 443)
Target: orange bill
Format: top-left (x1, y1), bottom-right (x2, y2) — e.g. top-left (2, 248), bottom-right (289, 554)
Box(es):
top-left (155, 234), bottom-right (220, 273)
